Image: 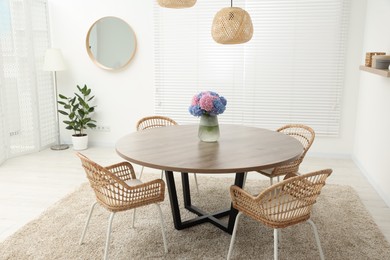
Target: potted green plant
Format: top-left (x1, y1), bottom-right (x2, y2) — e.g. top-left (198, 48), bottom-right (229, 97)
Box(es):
top-left (57, 84), bottom-right (97, 150)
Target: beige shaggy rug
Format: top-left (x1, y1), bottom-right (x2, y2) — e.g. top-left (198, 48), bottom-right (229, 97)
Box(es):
top-left (1, 175), bottom-right (390, 260)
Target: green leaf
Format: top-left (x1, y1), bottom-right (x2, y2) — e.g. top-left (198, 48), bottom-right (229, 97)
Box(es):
top-left (78, 110), bottom-right (85, 117)
top-left (58, 110), bottom-right (68, 116)
top-left (79, 98), bottom-right (89, 109)
top-left (76, 85), bottom-right (82, 92)
top-left (88, 107), bottom-right (94, 113)
top-left (57, 101), bottom-right (67, 105)
top-left (75, 93), bottom-right (82, 99)
top-left (69, 112), bottom-right (75, 119)
top-left (59, 94), bottom-right (68, 99)
top-left (64, 104), bottom-right (71, 109)
top-left (87, 123), bottom-right (97, 128)
top-left (86, 89), bottom-right (91, 96)
top-left (87, 95), bottom-right (94, 102)
top-left (65, 125), bottom-right (73, 130)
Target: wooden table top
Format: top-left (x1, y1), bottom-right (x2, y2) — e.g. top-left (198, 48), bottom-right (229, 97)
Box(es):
top-left (116, 124), bottom-right (303, 174)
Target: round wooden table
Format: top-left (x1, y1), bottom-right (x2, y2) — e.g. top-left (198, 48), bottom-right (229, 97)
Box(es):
top-left (116, 124), bottom-right (303, 233)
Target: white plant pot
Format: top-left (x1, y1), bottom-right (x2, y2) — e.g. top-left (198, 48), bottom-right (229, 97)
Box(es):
top-left (72, 134), bottom-right (88, 150)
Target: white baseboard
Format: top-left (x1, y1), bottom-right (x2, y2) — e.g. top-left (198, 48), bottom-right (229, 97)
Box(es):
top-left (352, 155), bottom-right (390, 208)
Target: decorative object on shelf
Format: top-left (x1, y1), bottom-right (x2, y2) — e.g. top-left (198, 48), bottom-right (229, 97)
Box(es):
top-left (43, 48), bottom-right (69, 151)
top-left (157, 0), bottom-right (196, 8)
top-left (365, 52), bottom-right (385, 67)
top-left (189, 91), bottom-right (227, 142)
top-left (57, 84), bottom-right (97, 150)
top-left (372, 55), bottom-right (390, 69)
top-left (211, 0), bottom-right (253, 44)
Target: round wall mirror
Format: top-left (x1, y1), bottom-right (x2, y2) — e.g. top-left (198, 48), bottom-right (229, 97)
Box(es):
top-left (86, 17), bottom-right (137, 70)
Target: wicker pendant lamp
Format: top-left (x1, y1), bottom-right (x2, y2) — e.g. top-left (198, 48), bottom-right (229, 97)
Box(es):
top-left (157, 0), bottom-right (196, 8)
top-left (211, 0), bottom-right (253, 44)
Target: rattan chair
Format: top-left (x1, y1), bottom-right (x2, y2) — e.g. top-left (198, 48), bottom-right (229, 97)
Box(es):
top-left (227, 169), bottom-right (332, 260)
top-left (136, 115), bottom-right (199, 192)
top-left (76, 153), bottom-right (168, 260)
top-left (257, 124), bottom-right (315, 185)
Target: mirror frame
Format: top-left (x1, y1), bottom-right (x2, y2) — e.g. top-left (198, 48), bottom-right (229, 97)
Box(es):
top-left (86, 16), bottom-right (137, 71)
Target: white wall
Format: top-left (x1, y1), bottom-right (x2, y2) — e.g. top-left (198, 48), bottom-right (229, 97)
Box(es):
top-left (48, 0), bottom-right (155, 146)
top-left (354, 0), bottom-right (390, 206)
top-left (48, 0), bottom-right (366, 156)
top-left (310, 0), bottom-right (366, 157)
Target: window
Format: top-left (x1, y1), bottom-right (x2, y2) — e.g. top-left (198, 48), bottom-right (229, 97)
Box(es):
top-left (0, 0), bottom-right (55, 163)
top-left (154, 0), bottom-right (350, 136)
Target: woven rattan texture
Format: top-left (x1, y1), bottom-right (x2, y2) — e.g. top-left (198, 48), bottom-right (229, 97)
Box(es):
top-left (157, 0), bottom-right (196, 8)
top-left (77, 153), bottom-right (165, 212)
top-left (365, 52), bottom-right (386, 67)
top-left (212, 7), bottom-right (253, 44)
top-left (258, 124), bottom-right (315, 179)
top-left (231, 169), bottom-right (332, 229)
top-left (136, 116), bottom-right (178, 131)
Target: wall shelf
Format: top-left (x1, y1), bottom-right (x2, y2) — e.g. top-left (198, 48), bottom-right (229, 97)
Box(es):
top-left (360, 65), bottom-right (390, 77)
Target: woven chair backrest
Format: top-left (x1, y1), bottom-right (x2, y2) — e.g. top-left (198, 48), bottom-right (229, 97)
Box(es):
top-left (257, 169), bottom-right (332, 226)
top-left (274, 124), bottom-right (315, 172)
top-left (136, 116), bottom-right (178, 131)
top-left (76, 153), bottom-right (128, 210)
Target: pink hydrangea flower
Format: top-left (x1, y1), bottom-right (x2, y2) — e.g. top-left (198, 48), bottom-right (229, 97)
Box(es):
top-left (191, 95), bottom-right (200, 106)
top-left (199, 93), bottom-right (216, 112)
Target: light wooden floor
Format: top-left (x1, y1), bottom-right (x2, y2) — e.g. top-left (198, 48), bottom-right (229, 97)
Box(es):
top-left (0, 146), bottom-right (389, 243)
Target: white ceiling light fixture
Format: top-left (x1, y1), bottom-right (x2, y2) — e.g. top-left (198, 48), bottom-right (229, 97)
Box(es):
top-left (157, 0), bottom-right (196, 8)
top-left (211, 0), bottom-right (253, 44)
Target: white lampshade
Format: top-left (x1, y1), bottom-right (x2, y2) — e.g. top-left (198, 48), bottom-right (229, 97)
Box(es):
top-left (43, 48), bottom-right (66, 71)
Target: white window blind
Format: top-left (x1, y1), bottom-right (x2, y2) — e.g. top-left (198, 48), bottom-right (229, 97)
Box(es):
top-left (0, 0), bottom-right (55, 162)
top-left (154, 0), bottom-right (350, 136)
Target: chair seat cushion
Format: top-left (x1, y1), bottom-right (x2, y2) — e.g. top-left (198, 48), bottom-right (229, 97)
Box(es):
top-left (257, 168), bottom-right (273, 176)
top-left (125, 179), bottom-right (143, 186)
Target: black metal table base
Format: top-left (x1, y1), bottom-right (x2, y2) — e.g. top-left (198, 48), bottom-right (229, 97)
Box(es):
top-left (165, 171), bottom-right (245, 234)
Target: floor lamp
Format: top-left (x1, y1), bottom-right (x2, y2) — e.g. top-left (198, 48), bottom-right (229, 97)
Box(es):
top-left (43, 48), bottom-right (69, 150)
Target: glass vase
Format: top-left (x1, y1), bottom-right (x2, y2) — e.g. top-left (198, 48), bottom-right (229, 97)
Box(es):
top-left (198, 114), bottom-right (220, 142)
